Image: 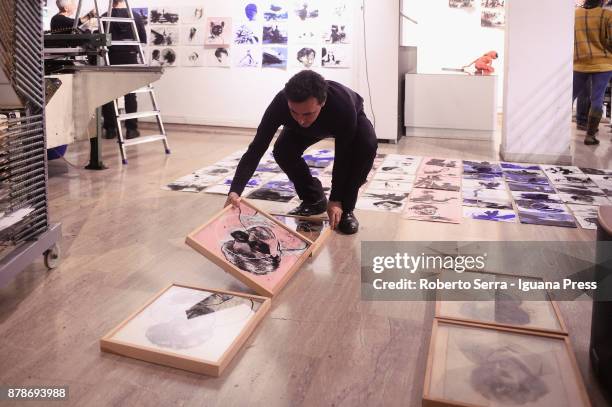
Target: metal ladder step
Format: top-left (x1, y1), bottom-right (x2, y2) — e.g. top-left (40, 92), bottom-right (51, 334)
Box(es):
top-left (111, 40), bottom-right (141, 46)
top-left (117, 111), bottom-right (159, 120)
top-left (123, 134), bottom-right (167, 147)
top-left (99, 17), bottom-right (135, 23)
top-left (130, 86), bottom-right (154, 94)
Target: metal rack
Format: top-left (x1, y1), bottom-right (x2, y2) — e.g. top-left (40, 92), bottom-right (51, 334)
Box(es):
top-left (0, 0), bottom-right (61, 287)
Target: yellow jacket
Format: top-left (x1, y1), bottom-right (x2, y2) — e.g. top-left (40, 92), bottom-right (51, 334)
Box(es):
top-left (574, 7), bottom-right (612, 72)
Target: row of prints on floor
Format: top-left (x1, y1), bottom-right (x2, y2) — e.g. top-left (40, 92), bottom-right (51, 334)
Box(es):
top-left (165, 150), bottom-right (612, 230)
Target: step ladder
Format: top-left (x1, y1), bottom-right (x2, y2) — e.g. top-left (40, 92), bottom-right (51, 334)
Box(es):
top-left (89, 0), bottom-right (171, 164)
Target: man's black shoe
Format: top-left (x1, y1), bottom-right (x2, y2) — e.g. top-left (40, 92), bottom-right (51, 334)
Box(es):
top-left (287, 197), bottom-right (327, 217)
top-left (126, 129), bottom-right (140, 139)
top-left (103, 128), bottom-right (118, 139)
top-left (338, 211), bottom-right (359, 235)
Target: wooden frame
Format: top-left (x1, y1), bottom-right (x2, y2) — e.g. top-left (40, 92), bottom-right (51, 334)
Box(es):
top-left (272, 214), bottom-right (332, 257)
top-left (423, 319), bottom-right (592, 407)
top-left (100, 283), bottom-right (271, 377)
top-left (434, 270), bottom-right (568, 335)
top-left (186, 198), bottom-right (314, 297)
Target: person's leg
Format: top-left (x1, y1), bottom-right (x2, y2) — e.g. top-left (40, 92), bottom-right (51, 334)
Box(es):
top-left (576, 77), bottom-right (591, 129)
top-left (573, 71), bottom-right (589, 103)
top-left (337, 112), bottom-right (378, 234)
top-left (586, 71), bottom-right (612, 144)
top-left (340, 112), bottom-right (378, 212)
top-left (273, 128), bottom-right (326, 212)
top-left (101, 101), bottom-right (117, 137)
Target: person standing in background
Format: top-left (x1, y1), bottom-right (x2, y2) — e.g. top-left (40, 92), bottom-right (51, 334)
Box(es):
top-left (573, 0), bottom-right (612, 145)
top-left (101, 0), bottom-right (147, 140)
top-left (50, 0), bottom-right (95, 32)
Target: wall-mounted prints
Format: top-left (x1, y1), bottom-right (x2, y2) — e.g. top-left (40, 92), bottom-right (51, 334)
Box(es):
top-left (403, 201), bottom-right (461, 224)
top-left (233, 22), bottom-right (261, 44)
top-left (262, 47), bottom-right (288, 69)
top-left (289, 46), bottom-right (319, 68)
top-left (292, 23), bottom-right (322, 44)
top-left (205, 47), bottom-right (231, 67)
top-left (149, 26), bottom-right (179, 46)
top-left (355, 190), bottom-right (409, 213)
top-left (149, 47), bottom-right (178, 67)
top-left (322, 23), bottom-right (350, 44)
top-left (181, 6), bottom-right (204, 24)
top-left (132, 7), bottom-right (148, 25)
top-left (568, 204), bottom-right (598, 230)
top-left (449, 0), bottom-right (475, 8)
top-left (436, 272), bottom-right (566, 333)
top-left (321, 45), bottom-right (351, 68)
top-left (463, 207), bottom-right (517, 222)
top-left (262, 1), bottom-right (289, 21)
top-left (100, 284), bottom-right (271, 377)
top-left (423, 320), bottom-right (591, 407)
top-left (263, 23), bottom-right (288, 44)
top-left (181, 26), bottom-right (205, 45)
top-left (150, 7), bottom-right (179, 24)
top-left (327, 0), bottom-right (351, 20)
top-left (238, 1), bottom-right (260, 22)
top-left (186, 199), bottom-right (313, 297)
top-left (206, 17), bottom-right (232, 45)
top-left (481, 0), bottom-right (505, 28)
top-left (233, 46), bottom-right (261, 67)
top-left (291, 0), bottom-right (321, 21)
top-left (181, 49), bottom-right (205, 67)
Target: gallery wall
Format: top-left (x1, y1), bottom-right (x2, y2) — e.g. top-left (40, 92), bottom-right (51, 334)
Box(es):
top-left (401, 0), bottom-right (505, 109)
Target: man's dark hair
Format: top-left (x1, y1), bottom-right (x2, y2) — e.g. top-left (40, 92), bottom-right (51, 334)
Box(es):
top-left (284, 70), bottom-right (328, 104)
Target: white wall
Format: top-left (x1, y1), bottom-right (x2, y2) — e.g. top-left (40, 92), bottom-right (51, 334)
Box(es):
top-left (501, 0), bottom-right (574, 164)
top-left (400, 0), bottom-right (505, 109)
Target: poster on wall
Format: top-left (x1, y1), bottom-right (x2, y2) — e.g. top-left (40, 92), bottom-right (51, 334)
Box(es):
top-left (132, 8), bottom-right (148, 25)
top-left (205, 17), bottom-right (232, 45)
top-left (262, 47), bottom-right (288, 69)
top-left (149, 47), bottom-right (178, 67)
top-left (149, 26), bottom-right (179, 46)
top-left (181, 25), bottom-right (205, 45)
top-left (321, 45), bottom-right (350, 68)
top-left (205, 47), bottom-right (231, 67)
top-left (181, 49), bottom-right (205, 67)
top-left (289, 46), bottom-right (319, 68)
top-left (181, 6), bottom-right (204, 24)
top-left (150, 8), bottom-right (179, 25)
top-left (262, 1), bottom-right (289, 21)
top-left (233, 45), bottom-right (262, 67)
top-left (290, 0), bottom-right (321, 21)
top-left (233, 22), bottom-right (262, 44)
top-left (481, 0), bottom-right (505, 28)
top-left (292, 22), bottom-right (322, 43)
top-left (322, 23), bottom-right (350, 44)
top-left (449, 0), bottom-right (475, 8)
top-left (263, 23), bottom-right (288, 44)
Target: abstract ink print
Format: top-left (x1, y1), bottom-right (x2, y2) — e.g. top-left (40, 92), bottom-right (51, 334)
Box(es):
top-left (296, 47), bottom-right (316, 68)
top-left (263, 2), bottom-right (288, 20)
top-left (263, 24), bottom-right (288, 44)
top-left (185, 294), bottom-right (250, 319)
top-left (150, 8), bottom-right (179, 24)
top-left (293, 1), bottom-right (319, 20)
top-left (245, 3), bottom-right (258, 21)
top-left (234, 23), bottom-right (260, 44)
top-left (150, 27), bottom-right (178, 46)
top-left (324, 24), bottom-right (348, 44)
top-left (262, 47), bottom-right (287, 69)
top-left (464, 208), bottom-right (517, 222)
top-left (206, 18), bottom-right (232, 45)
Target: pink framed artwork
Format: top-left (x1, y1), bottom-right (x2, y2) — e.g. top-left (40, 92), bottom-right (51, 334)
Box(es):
top-left (186, 199), bottom-right (314, 297)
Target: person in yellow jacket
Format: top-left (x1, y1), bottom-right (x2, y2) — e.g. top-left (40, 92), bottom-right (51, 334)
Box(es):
top-left (573, 0), bottom-right (612, 145)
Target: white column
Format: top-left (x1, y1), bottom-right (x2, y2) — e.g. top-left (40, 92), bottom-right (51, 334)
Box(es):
top-left (501, 0), bottom-right (575, 164)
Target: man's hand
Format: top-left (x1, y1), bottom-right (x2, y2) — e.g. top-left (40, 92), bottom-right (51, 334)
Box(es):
top-left (327, 201), bottom-right (343, 230)
top-left (225, 192), bottom-right (241, 208)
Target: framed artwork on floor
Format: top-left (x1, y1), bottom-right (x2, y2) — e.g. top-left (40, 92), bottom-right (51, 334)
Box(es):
top-left (186, 199), bottom-right (313, 296)
top-left (423, 319), bottom-right (591, 407)
top-left (100, 284), bottom-right (271, 377)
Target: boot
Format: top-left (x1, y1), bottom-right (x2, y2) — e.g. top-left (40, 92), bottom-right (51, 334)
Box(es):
top-left (585, 109), bottom-right (602, 145)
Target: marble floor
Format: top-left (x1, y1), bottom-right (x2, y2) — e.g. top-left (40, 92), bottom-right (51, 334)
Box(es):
top-left (0, 123), bottom-right (611, 406)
